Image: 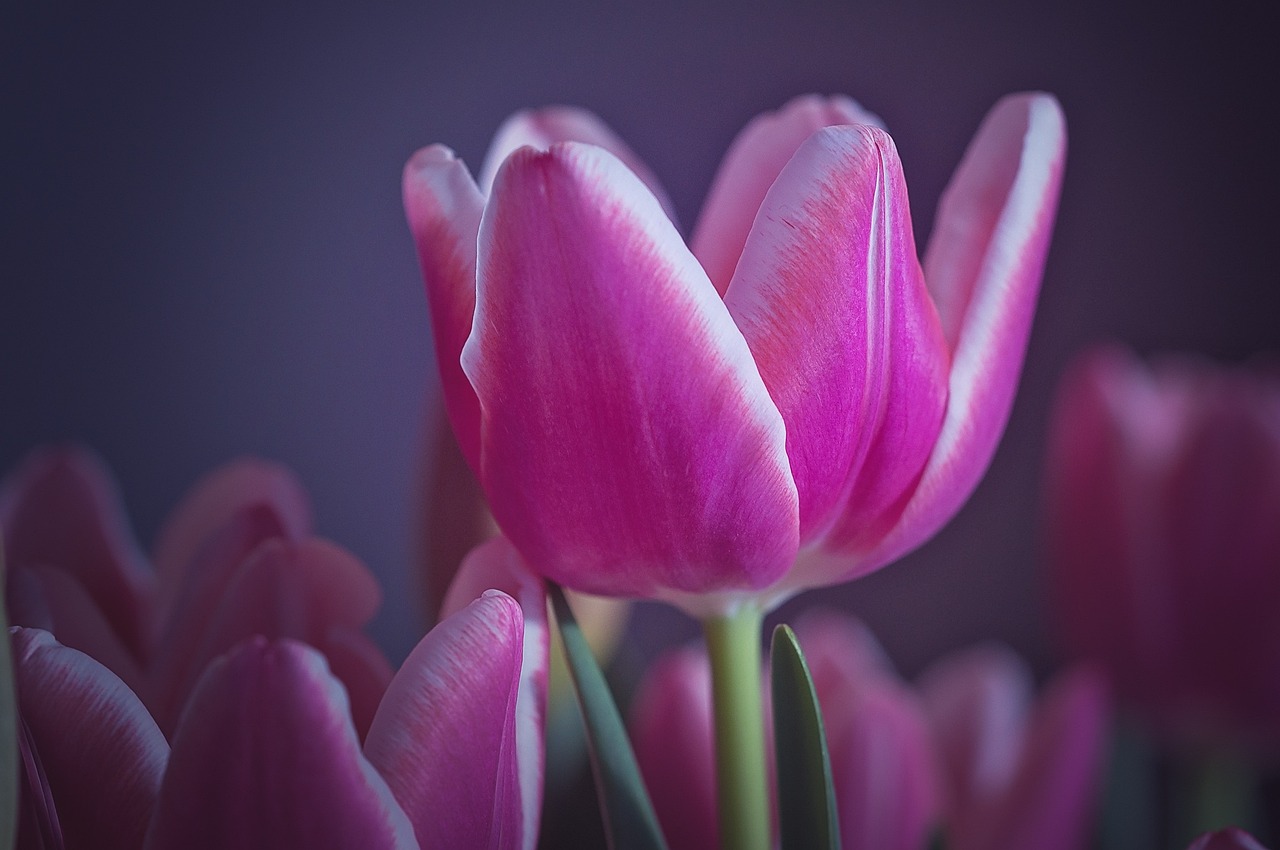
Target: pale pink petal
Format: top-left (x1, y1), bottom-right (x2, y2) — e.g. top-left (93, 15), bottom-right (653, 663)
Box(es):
top-left (0, 445), bottom-right (153, 658)
top-left (723, 124), bottom-right (948, 560)
top-left (11, 627), bottom-right (168, 850)
top-left (692, 94), bottom-right (883, 295)
top-left (466, 141), bottom-right (797, 613)
top-left (478, 105), bottom-right (677, 222)
top-left (150, 457), bottom-right (311, 622)
top-left (151, 538), bottom-right (384, 736)
top-left (365, 590), bottom-right (526, 849)
top-left (629, 646), bottom-right (719, 850)
top-left (145, 501), bottom-right (294, 718)
top-left (916, 644), bottom-right (1033, 828)
top-left (863, 93), bottom-right (1067, 573)
top-left (145, 638), bottom-right (417, 850)
top-left (1187, 828), bottom-right (1270, 850)
top-left (440, 536), bottom-right (548, 850)
top-left (793, 610), bottom-right (895, 703)
top-left (977, 666), bottom-right (1108, 850)
top-left (404, 144), bottom-right (487, 470)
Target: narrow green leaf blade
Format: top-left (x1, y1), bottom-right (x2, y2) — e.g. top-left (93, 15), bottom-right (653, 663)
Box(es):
top-left (771, 624), bottom-right (840, 850)
top-left (549, 583), bottom-right (668, 850)
top-left (1, 547), bottom-right (18, 850)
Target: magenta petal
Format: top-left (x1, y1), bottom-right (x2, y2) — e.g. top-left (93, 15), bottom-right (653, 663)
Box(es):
top-left (692, 94), bottom-right (884, 295)
top-left (11, 627), bottom-right (168, 850)
top-left (866, 93), bottom-right (1067, 572)
top-left (365, 590), bottom-right (526, 849)
top-left (478, 105), bottom-right (677, 222)
top-left (403, 144), bottom-right (487, 470)
top-left (1187, 828), bottom-right (1271, 850)
top-left (724, 124), bottom-right (948, 558)
top-left (467, 141), bottom-right (798, 611)
top-left (150, 457), bottom-right (311, 619)
top-left (629, 646), bottom-right (719, 850)
top-left (0, 445), bottom-right (153, 658)
top-left (439, 536), bottom-right (549, 849)
top-left (145, 638), bottom-right (417, 850)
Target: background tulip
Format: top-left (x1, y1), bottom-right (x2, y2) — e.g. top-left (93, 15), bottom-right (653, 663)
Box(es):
top-left (1046, 346), bottom-right (1280, 751)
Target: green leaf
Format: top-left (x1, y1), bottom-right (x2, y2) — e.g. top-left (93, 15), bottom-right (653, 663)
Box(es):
top-left (548, 583), bottom-right (668, 850)
top-left (1, 547), bottom-right (18, 850)
top-left (771, 624), bottom-right (840, 850)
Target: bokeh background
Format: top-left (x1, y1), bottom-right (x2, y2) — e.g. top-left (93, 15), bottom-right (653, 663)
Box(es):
top-left (3, 1), bottom-right (1277, 683)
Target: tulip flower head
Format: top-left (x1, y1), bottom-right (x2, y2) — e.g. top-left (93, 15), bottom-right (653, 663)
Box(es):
top-left (406, 93), bottom-right (1066, 617)
top-left (1046, 347), bottom-right (1280, 750)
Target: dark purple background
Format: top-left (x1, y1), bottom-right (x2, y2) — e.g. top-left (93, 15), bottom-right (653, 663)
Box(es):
top-left (3, 2), bottom-right (1277, 671)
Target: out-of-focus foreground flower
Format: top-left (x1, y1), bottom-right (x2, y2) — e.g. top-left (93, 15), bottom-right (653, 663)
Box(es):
top-left (628, 612), bottom-right (1108, 850)
top-left (405, 92), bottom-right (1066, 617)
top-left (1188, 828), bottom-right (1273, 850)
top-left (1046, 347), bottom-right (1280, 751)
top-left (6, 528), bottom-right (548, 850)
top-left (0, 445), bottom-right (392, 738)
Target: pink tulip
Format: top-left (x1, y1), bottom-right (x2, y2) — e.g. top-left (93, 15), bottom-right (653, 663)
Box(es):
top-left (1, 445), bottom-right (392, 736)
top-left (1046, 347), bottom-right (1280, 749)
top-left (629, 613), bottom-right (1107, 850)
top-left (1187, 828), bottom-right (1271, 850)
top-left (8, 536), bottom-right (549, 850)
top-left (405, 92), bottom-right (1065, 615)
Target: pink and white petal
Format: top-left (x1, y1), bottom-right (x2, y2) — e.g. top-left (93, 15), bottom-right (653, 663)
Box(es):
top-left (11, 627), bottom-right (168, 850)
top-left (1187, 829), bottom-right (1270, 850)
top-left (724, 124), bottom-right (948, 556)
top-left (25, 565), bottom-right (148, 697)
top-left (441, 537), bottom-right (549, 849)
top-left (365, 590), bottom-right (526, 850)
top-left (404, 144), bottom-right (487, 470)
top-left (145, 506), bottom-right (311, 727)
top-left (153, 538), bottom-right (384, 736)
top-left (978, 666), bottom-right (1108, 850)
top-left (150, 457), bottom-right (311, 620)
top-left (862, 93), bottom-right (1067, 574)
top-left (320, 627), bottom-right (395, 743)
top-left (692, 94), bottom-right (883, 295)
top-left (478, 105), bottom-right (677, 222)
top-left (145, 638), bottom-right (417, 850)
top-left (826, 679), bottom-right (940, 850)
top-left (467, 142), bottom-right (798, 611)
top-left (0, 445), bottom-right (153, 658)
top-left (629, 646), bottom-right (719, 850)
top-left (916, 644), bottom-right (1033, 821)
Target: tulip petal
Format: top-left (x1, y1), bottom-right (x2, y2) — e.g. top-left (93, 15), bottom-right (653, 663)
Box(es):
top-left (11, 627), bottom-right (167, 850)
top-left (145, 638), bottom-right (417, 850)
top-left (478, 105), bottom-right (677, 222)
top-left (404, 144), bottom-right (487, 470)
top-left (0, 446), bottom-right (153, 657)
top-left (723, 124), bottom-right (948, 560)
top-left (150, 457), bottom-right (311, 622)
top-left (152, 538), bottom-right (385, 736)
top-left (866, 93), bottom-right (1067, 572)
top-left (466, 141), bottom-right (798, 611)
top-left (1187, 828), bottom-right (1270, 850)
top-left (692, 94), bottom-right (883, 295)
top-left (365, 590), bottom-right (526, 849)
top-left (321, 626), bottom-right (396, 743)
top-left (440, 536), bottom-right (549, 850)
top-left (629, 646), bottom-right (719, 850)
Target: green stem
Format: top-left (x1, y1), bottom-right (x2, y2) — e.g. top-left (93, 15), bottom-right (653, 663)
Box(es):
top-left (703, 606), bottom-right (770, 850)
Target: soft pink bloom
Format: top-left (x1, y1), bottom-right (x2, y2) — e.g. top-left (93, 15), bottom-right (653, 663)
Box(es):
top-left (8, 536), bottom-right (549, 850)
top-left (0, 445), bottom-right (392, 737)
top-left (1046, 347), bottom-right (1280, 749)
top-left (1188, 828), bottom-right (1271, 850)
top-left (628, 613), bottom-right (1105, 850)
top-left (405, 93), bottom-right (1066, 616)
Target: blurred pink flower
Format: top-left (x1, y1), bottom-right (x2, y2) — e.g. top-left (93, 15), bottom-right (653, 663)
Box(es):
top-left (0, 445), bottom-right (391, 737)
top-left (1046, 347), bottom-right (1280, 749)
top-left (405, 93), bottom-right (1066, 616)
top-left (1187, 828), bottom-right (1271, 850)
top-left (7, 536), bottom-right (548, 850)
top-left (628, 613), bottom-right (1107, 850)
